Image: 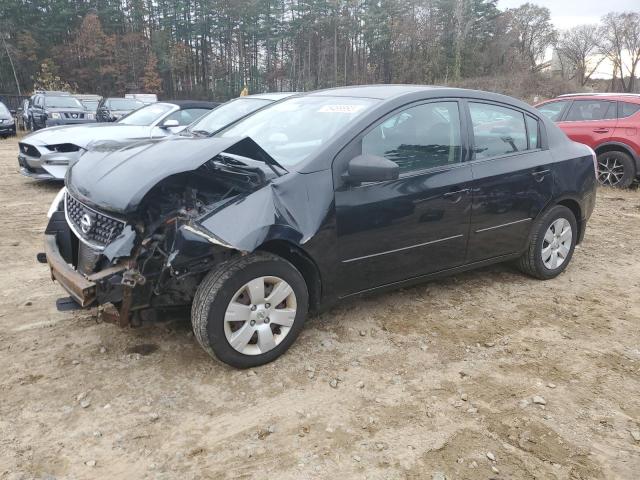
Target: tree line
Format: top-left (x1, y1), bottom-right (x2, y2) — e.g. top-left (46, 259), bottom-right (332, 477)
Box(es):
top-left (0, 0), bottom-right (638, 101)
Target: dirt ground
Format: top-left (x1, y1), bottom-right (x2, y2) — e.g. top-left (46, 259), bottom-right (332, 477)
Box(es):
top-left (0, 135), bottom-right (639, 480)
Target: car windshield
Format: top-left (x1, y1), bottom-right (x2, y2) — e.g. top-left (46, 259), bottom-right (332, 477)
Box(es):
top-left (108, 98), bottom-right (143, 110)
top-left (0, 103), bottom-right (10, 116)
top-left (218, 96), bottom-right (378, 166)
top-left (187, 98), bottom-right (272, 135)
top-left (118, 103), bottom-right (174, 125)
top-left (44, 96), bottom-right (83, 109)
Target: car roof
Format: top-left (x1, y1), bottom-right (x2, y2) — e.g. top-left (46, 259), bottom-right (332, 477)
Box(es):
top-left (242, 92), bottom-right (298, 101)
top-left (554, 93), bottom-right (640, 104)
top-left (159, 100), bottom-right (220, 109)
top-left (308, 84), bottom-right (447, 99)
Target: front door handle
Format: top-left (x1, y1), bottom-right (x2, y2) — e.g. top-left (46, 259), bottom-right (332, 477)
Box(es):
top-left (593, 128), bottom-right (610, 134)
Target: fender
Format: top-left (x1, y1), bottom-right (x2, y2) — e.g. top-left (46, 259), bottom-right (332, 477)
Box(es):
top-left (594, 141), bottom-right (640, 170)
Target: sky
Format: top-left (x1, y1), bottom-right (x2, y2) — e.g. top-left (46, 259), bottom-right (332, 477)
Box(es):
top-left (498, 0), bottom-right (639, 79)
top-left (498, 0), bottom-right (639, 30)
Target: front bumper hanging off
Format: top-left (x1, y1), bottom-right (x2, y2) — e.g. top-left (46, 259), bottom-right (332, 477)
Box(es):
top-left (43, 233), bottom-right (134, 325)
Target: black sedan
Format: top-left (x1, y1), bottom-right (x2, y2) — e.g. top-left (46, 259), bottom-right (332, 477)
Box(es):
top-left (43, 85), bottom-right (597, 368)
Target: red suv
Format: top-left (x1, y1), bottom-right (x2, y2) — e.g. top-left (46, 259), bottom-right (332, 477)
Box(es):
top-left (536, 93), bottom-right (640, 188)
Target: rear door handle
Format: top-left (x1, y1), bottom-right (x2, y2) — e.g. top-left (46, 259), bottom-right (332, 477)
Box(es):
top-left (531, 169), bottom-right (550, 182)
top-left (443, 188), bottom-right (470, 202)
top-left (593, 128), bottom-right (610, 134)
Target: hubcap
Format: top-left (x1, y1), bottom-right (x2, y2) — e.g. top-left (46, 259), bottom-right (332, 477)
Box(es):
top-left (541, 218), bottom-right (572, 270)
top-left (223, 276), bottom-right (297, 356)
top-left (597, 157), bottom-right (625, 186)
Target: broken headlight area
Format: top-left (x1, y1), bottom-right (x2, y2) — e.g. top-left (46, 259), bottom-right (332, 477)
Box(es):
top-left (44, 157), bottom-right (265, 324)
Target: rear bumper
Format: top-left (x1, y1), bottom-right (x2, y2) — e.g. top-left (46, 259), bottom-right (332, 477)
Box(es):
top-left (44, 234), bottom-right (96, 306)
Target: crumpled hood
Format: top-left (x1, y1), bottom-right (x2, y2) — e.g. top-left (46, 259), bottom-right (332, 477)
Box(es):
top-left (66, 135), bottom-right (269, 214)
top-left (23, 123), bottom-right (153, 147)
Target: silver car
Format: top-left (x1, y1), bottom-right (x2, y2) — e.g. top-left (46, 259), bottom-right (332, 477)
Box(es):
top-left (18, 100), bottom-right (217, 180)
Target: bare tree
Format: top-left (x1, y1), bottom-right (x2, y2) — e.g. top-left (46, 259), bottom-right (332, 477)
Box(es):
top-left (599, 12), bottom-right (640, 92)
top-left (506, 3), bottom-right (557, 72)
top-left (556, 25), bottom-right (604, 86)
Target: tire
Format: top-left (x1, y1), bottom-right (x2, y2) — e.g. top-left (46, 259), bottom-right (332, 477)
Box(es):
top-left (597, 150), bottom-right (635, 188)
top-left (517, 205), bottom-right (578, 280)
top-left (192, 252), bottom-right (309, 368)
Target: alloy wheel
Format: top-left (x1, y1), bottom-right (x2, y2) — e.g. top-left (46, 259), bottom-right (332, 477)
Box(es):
top-left (597, 156), bottom-right (625, 186)
top-left (541, 218), bottom-right (572, 270)
top-left (223, 276), bottom-right (297, 355)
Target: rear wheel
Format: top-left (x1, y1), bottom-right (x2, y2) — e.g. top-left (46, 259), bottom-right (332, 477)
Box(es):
top-left (517, 205), bottom-right (577, 280)
top-left (191, 252), bottom-right (308, 368)
top-left (597, 151), bottom-right (635, 188)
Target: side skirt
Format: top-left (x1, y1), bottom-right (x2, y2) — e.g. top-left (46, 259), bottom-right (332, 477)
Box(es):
top-left (337, 252), bottom-right (522, 301)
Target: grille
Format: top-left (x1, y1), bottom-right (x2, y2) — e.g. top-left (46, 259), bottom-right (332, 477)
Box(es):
top-left (65, 193), bottom-right (126, 248)
top-left (19, 142), bottom-right (40, 158)
top-left (63, 112), bottom-right (85, 119)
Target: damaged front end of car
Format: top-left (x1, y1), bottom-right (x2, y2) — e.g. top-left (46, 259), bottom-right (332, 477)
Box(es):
top-left (41, 136), bottom-right (291, 327)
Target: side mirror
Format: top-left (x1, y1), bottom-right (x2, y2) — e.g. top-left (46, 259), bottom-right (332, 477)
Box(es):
top-left (161, 119), bottom-right (180, 129)
top-left (344, 154), bottom-right (399, 184)
top-left (10, 109), bottom-right (16, 115)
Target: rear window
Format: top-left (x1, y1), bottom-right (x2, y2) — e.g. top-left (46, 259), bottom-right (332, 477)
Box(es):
top-left (469, 102), bottom-right (528, 160)
top-left (565, 100), bottom-right (616, 121)
top-left (620, 102), bottom-right (640, 118)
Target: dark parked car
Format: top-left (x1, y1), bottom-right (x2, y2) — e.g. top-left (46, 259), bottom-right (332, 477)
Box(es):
top-left (17, 98), bottom-right (31, 131)
top-left (0, 102), bottom-right (16, 138)
top-left (96, 97), bottom-right (144, 122)
top-left (42, 86), bottom-right (596, 368)
top-left (536, 93), bottom-right (640, 188)
top-left (19, 100), bottom-right (218, 180)
top-left (29, 91), bottom-right (96, 130)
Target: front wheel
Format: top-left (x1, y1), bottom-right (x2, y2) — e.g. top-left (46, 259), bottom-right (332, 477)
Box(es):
top-left (517, 205), bottom-right (577, 280)
top-left (191, 252), bottom-right (309, 368)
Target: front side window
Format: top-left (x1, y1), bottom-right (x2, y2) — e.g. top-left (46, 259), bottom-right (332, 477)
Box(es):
top-left (362, 101), bottom-right (462, 174)
top-left (537, 101), bottom-right (568, 122)
top-left (565, 100), bottom-right (616, 121)
top-left (469, 102), bottom-right (527, 160)
top-left (218, 96), bottom-right (378, 167)
top-left (162, 108), bottom-right (210, 126)
top-left (620, 102), bottom-right (640, 118)
top-left (118, 103), bottom-right (174, 126)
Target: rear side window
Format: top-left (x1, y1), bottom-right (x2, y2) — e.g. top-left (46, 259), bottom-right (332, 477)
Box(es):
top-left (620, 102), bottom-right (640, 118)
top-left (565, 100), bottom-right (616, 121)
top-left (362, 101), bottom-right (462, 174)
top-left (469, 102), bottom-right (527, 160)
top-left (537, 101), bottom-right (568, 121)
top-left (526, 115), bottom-right (540, 149)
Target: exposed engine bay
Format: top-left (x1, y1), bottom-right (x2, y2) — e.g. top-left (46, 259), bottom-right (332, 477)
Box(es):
top-left (44, 152), bottom-right (275, 325)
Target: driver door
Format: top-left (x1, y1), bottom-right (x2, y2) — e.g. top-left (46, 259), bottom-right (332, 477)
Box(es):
top-left (334, 100), bottom-right (473, 296)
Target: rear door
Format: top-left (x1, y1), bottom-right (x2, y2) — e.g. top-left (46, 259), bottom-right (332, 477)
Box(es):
top-left (558, 99), bottom-right (618, 147)
top-left (466, 101), bottom-right (553, 262)
top-left (334, 100), bottom-right (473, 295)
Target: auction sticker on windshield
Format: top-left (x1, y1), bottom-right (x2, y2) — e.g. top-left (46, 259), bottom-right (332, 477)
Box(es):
top-left (318, 104), bottom-right (367, 114)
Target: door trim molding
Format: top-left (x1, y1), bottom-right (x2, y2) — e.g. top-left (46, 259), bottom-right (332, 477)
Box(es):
top-left (342, 234), bottom-right (464, 264)
top-left (475, 217), bottom-right (532, 233)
